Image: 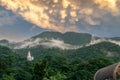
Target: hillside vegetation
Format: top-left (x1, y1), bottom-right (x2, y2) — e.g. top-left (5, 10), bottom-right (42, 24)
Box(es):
top-left (0, 31), bottom-right (120, 80)
top-left (0, 45), bottom-right (115, 80)
top-left (0, 42), bottom-right (118, 80)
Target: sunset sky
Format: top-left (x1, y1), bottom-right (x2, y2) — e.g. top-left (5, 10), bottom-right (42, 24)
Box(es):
top-left (0, 0), bottom-right (120, 41)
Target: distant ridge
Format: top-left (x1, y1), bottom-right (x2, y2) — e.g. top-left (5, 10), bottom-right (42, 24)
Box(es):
top-left (32, 31), bottom-right (92, 46)
top-left (0, 31), bottom-right (120, 49)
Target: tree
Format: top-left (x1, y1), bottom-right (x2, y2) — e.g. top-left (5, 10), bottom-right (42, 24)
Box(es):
top-left (0, 46), bottom-right (14, 78)
top-left (33, 60), bottom-right (48, 80)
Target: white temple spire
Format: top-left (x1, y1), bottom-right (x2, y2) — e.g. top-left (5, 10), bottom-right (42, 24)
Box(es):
top-left (27, 51), bottom-right (34, 61)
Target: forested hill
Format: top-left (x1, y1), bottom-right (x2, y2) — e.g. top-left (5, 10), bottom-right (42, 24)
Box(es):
top-left (16, 41), bottom-right (120, 61)
top-left (1, 31), bottom-right (120, 80)
top-left (0, 31), bottom-right (120, 49)
top-left (32, 31), bottom-right (92, 45)
top-left (110, 37), bottom-right (120, 41)
top-left (0, 46), bottom-right (14, 79)
top-left (1, 40), bottom-right (120, 80)
top-left (69, 41), bottom-right (120, 60)
top-left (0, 31), bottom-right (94, 49)
top-left (0, 45), bottom-right (116, 80)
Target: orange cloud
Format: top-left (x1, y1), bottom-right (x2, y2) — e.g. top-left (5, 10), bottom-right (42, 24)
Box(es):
top-left (94, 0), bottom-right (119, 15)
top-left (0, 0), bottom-right (120, 32)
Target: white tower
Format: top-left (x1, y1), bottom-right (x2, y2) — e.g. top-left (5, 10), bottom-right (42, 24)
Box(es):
top-left (90, 35), bottom-right (96, 44)
top-left (27, 51), bottom-right (34, 61)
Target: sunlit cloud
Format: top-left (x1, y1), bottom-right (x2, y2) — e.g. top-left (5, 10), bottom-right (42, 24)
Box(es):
top-left (94, 0), bottom-right (119, 15)
top-left (0, 0), bottom-right (120, 32)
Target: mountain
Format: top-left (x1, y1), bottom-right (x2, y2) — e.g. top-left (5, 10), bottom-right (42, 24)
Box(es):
top-left (110, 37), bottom-right (120, 41)
top-left (0, 39), bottom-right (16, 48)
top-left (5, 31), bottom-right (94, 49)
top-left (69, 41), bottom-right (120, 60)
top-left (32, 31), bottom-right (92, 45)
top-left (0, 31), bottom-right (120, 49)
top-left (0, 39), bottom-right (9, 45)
top-left (1, 32), bottom-right (120, 80)
top-left (0, 42), bottom-right (116, 80)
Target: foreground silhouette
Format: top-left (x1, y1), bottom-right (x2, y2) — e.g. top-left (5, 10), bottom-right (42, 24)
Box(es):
top-left (94, 62), bottom-right (120, 80)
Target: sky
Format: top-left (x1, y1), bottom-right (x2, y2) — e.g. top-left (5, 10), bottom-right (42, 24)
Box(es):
top-left (0, 0), bottom-right (120, 41)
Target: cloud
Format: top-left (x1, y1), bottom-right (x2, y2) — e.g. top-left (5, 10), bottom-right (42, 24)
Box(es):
top-left (15, 38), bottom-right (79, 49)
top-left (94, 0), bottom-right (119, 15)
top-left (88, 35), bottom-right (120, 46)
top-left (40, 39), bottom-right (79, 49)
top-left (30, 25), bottom-right (37, 31)
top-left (0, 0), bottom-right (120, 32)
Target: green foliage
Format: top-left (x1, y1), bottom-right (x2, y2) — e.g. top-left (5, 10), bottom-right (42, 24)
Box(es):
top-left (1, 41), bottom-right (120, 80)
top-left (0, 46), bottom-right (14, 78)
top-left (14, 68), bottom-right (32, 80)
top-left (48, 72), bottom-right (67, 80)
top-left (16, 41), bottom-right (120, 61)
top-left (33, 60), bottom-right (48, 80)
top-left (0, 74), bottom-right (15, 80)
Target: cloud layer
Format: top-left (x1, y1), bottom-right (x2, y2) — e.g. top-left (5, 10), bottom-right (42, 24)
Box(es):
top-left (0, 0), bottom-right (120, 32)
top-left (15, 38), bottom-right (79, 49)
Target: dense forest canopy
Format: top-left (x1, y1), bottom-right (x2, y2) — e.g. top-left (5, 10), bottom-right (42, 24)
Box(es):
top-left (0, 41), bottom-right (120, 80)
